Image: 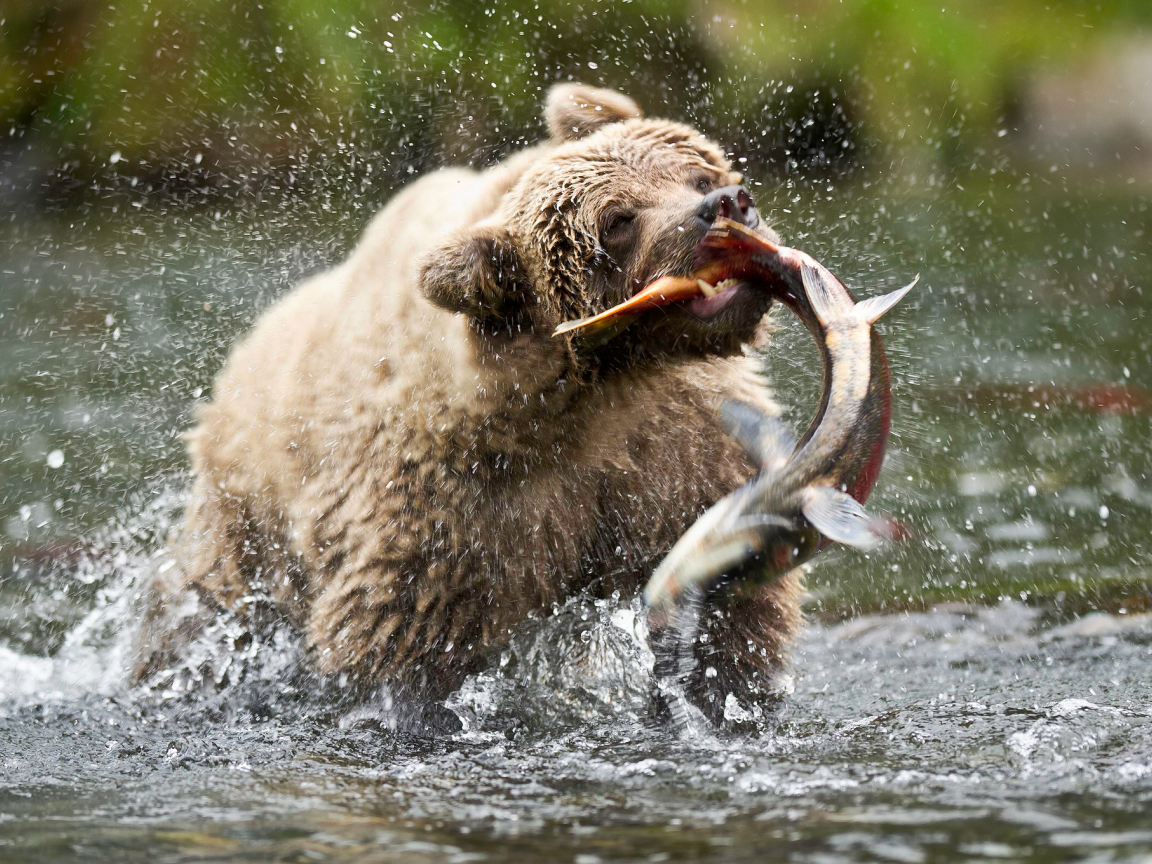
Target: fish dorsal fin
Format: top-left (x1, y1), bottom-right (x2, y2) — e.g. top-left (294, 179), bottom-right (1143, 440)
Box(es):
top-left (692, 217), bottom-right (762, 267)
top-left (800, 485), bottom-right (887, 550)
top-left (800, 259), bottom-right (853, 327)
top-left (853, 275), bottom-right (919, 325)
top-left (719, 399), bottom-right (797, 472)
top-left (694, 221), bottom-right (738, 264)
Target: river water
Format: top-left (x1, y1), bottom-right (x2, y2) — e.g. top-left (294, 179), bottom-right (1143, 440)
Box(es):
top-left (2, 168), bottom-right (1151, 861)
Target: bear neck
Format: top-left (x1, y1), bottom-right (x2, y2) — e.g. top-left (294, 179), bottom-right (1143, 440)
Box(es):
top-left (442, 325), bottom-right (735, 472)
top-left (430, 324), bottom-right (723, 469)
top-left (433, 325), bottom-right (585, 460)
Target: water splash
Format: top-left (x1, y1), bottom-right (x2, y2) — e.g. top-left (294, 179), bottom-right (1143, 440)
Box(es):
top-left (0, 487), bottom-right (184, 707)
top-left (447, 592), bottom-right (657, 737)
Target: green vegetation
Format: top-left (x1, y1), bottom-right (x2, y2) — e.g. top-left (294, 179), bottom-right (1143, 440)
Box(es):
top-left (1, 0), bottom-right (1148, 189)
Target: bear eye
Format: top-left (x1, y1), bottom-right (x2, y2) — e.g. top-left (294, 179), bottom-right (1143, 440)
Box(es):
top-left (601, 211), bottom-right (637, 247)
top-left (694, 175), bottom-right (715, 194)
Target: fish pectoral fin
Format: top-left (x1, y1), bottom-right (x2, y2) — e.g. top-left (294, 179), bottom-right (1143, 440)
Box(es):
top-left (854, 275), bottom-right (919, 325)
top-left (719, 399), bottom-right (797, 471)
top-left (800, 485), bottom-right (886, 550)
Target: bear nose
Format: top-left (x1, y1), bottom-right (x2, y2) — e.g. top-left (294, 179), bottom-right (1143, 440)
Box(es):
top-left (696, 185), bottom-right (759, 228)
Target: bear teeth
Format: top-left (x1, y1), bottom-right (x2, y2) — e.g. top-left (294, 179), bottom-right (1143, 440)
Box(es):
top-left (697, 278), bottom-right (740, 300)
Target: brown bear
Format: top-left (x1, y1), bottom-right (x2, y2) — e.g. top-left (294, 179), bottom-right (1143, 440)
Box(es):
top-left (137, 83), bottom-right (802, 724)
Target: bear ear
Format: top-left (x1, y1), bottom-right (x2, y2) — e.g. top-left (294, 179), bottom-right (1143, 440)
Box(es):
top-left (419, 223), bottom-right (528, 320)
top-left (545, 83), bottom-right (643, 142)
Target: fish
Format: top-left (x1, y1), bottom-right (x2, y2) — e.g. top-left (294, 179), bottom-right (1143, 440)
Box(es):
top-left (554, 218), bottom-right (916, 607)
top-left (551, 260), bottom-right (741, 341)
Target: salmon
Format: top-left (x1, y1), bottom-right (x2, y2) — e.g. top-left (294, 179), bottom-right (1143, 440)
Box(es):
top-left (554, 218), bottom-right (916, 606)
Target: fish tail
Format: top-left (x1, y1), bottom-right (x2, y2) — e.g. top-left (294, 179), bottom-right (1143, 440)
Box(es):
top-left (553, 316), bottom-right (595, 336)
top-left (802, 260), bottom-right (918, 328)
top-left (853, 275), bottom-right (919, 325)
top-left (553, 311), bottom-right (641, 344)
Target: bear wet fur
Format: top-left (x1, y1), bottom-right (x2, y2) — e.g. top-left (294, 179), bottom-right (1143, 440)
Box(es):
top-left (137, 84), bottom-right (803, 722)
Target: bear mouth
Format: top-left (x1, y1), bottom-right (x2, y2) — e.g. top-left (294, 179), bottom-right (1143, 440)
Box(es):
top-left (685, 277), bottom-right (749, 320)
top-left (553, 219), bottom-right (781, 347)
top-left (553, 270), bottom-right (759, 341)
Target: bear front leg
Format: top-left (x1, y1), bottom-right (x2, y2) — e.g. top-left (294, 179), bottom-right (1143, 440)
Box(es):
top-left (304, 552), bottom-right (497, 708)
top-left (177, 479), bottom-right (262, 612)
top-left (696, 571), bottom-right (804, 726)
top-left (651, 570), bottom-right (803, 729)
top-left (133, 480), bottom-right (257, 681)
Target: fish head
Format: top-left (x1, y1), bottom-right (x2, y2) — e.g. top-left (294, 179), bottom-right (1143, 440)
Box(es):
top-left (732, 521), bottom-right (823, 589)
top-left (643, 483), bottom-right (820, 612)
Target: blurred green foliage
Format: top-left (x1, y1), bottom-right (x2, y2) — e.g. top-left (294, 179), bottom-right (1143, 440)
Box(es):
top-left (0, 0), bottom-right (1148, 192)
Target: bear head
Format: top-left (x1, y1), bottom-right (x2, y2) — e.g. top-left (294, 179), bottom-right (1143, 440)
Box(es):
top-left (420, 83), bottom-right (780, 372)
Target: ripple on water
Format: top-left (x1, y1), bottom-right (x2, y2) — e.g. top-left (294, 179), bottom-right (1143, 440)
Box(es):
top-left (2, 499), bottom-right (1152, 862)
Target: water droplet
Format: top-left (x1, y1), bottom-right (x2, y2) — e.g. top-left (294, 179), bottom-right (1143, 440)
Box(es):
top-left (46, 450), bottom-right (64, 469)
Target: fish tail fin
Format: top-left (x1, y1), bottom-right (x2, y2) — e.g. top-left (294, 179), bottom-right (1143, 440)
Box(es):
top-left (553, 311), bottom-right (640, 344)
top-left (801, 260), bottom-right (854, 327)
top-left (553, 316), bottom-right (594, 336)
top-left (853, 275), bottom-right (919, 325)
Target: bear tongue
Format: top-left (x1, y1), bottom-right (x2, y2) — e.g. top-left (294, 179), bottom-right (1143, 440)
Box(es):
top-left (687, 280), bottom-right (744, 318)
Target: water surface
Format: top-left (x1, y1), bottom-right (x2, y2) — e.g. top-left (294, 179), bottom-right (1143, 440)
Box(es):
top-left (2, 169), bottom-right (1151, 861)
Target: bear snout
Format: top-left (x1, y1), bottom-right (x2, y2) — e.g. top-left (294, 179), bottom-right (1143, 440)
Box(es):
top-left (695, 185), bottom-right (759, 230)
